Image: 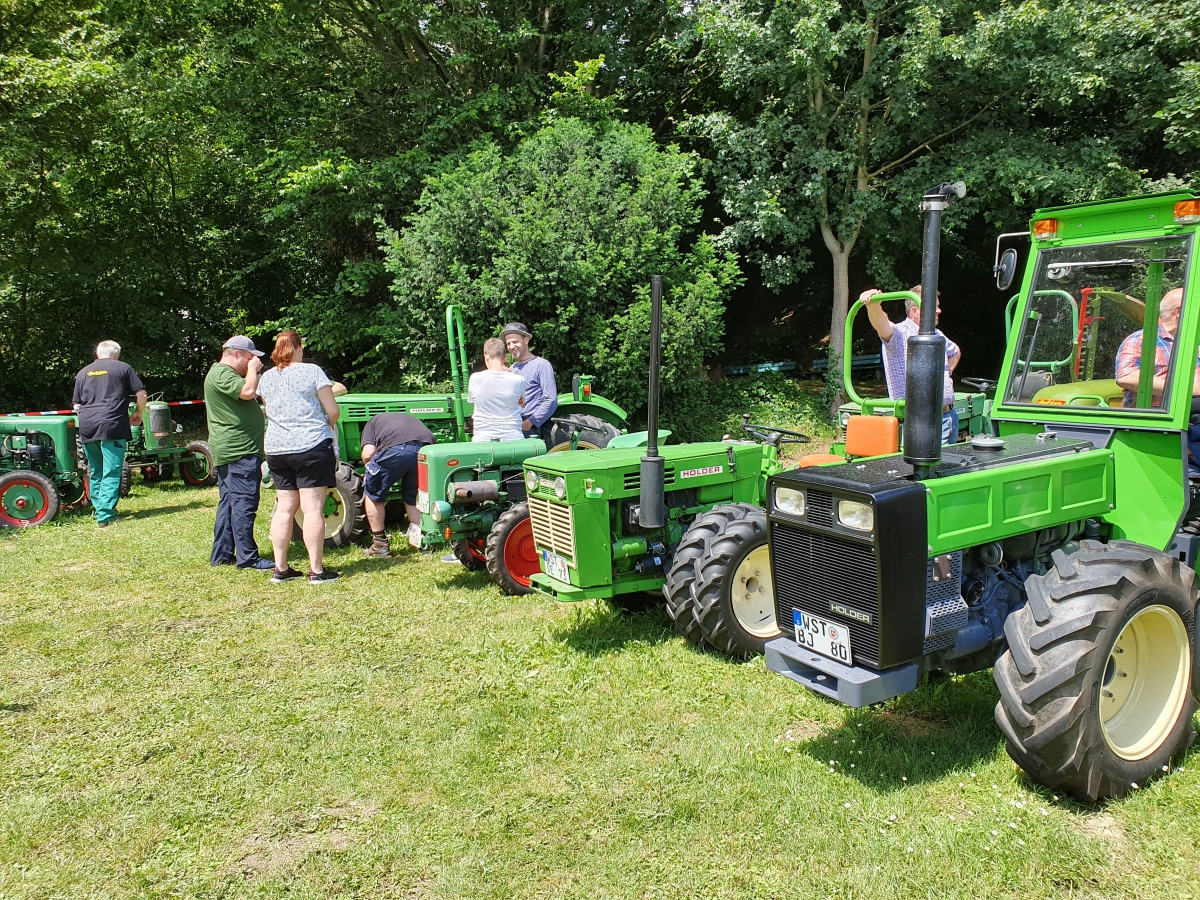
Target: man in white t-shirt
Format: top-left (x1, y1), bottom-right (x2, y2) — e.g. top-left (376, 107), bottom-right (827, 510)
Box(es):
top-left (469, 338), bottom-right (526, 442)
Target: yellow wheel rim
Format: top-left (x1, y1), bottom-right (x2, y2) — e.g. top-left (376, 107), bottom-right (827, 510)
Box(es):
top-left (1100, 604), bottom-right (1192, 761)
top-left (731, 543), bottom-right (779, 639)
top-left (293, 488), bottom-right (346, 540)
top-left (547, 440), bottom-right (602, 453)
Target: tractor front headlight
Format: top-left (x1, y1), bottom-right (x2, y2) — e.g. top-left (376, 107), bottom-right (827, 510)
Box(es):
top-left (774, 486), bottom-right (805, 516)
top-left (837, 499), bottom-right (873, 532)
top-left (553, 476), bottom-right (566, 499)
top-left (431, 500), bottom-right (452, 523)
top-left (525, 470), bottom-right (540, 492)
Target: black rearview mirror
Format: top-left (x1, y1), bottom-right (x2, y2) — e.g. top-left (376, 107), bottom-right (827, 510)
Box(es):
top-left (995, 247), bottom-right (1019, 291)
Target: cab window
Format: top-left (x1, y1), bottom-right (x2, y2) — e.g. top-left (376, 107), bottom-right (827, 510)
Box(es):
top-left (1004, 236), bottom-right (1192, 411)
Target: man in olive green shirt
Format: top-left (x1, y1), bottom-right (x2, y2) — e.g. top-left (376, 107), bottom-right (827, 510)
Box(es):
top-left (204, 336), bottom-right (273, 571)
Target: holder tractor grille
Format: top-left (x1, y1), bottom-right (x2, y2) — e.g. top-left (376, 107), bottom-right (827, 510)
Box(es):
top-left (771, 523), bottom-right (881, 665)
top-left (923, 552), bottom-right (967, 653)
top-left (806, 489), bottom-right (834, 527)
top-left (528, 496), bottom-right (576, 562)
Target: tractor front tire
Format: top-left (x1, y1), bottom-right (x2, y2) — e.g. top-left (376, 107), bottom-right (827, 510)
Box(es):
top-left (546, 414), bottom-right (621, 452)
top-left (118, 460), bottom-right (133, 498)
top-left (181, 440), bottom-right (217, 487)
top-left (289, 463), bottom-right (367, 548)
top-left (485, 502), bottom-right (539, 595)
top-left (674, 503), bottom-right (780, 659)
top-left (453, 538), bottom-right (488, 572)
top-left (994, 540), bottom-right (1198, 802)
top-left (0, 470), bottom-right (59, 527)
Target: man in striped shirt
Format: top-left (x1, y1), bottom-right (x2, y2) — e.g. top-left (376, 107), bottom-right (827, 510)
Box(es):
top-left (861, 285), bottom-right (961, 444)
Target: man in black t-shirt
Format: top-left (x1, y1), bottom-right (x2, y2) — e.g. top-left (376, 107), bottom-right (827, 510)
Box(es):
top-left (72, 340), bottom-right (148, 527)
top-left (360, 412), bottom-right (435, 558)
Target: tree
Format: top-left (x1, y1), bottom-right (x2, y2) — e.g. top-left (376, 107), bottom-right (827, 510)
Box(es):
top-left (373, 117), bottom-right (741, 414)
top-left (691, 0), bottom-right (1181, 411)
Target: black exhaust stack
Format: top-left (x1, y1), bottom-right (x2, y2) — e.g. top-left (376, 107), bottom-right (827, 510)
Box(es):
top-left (904, 181), bottom-right (965, 479)
top-left (639, 275), bottom-right (667, 529)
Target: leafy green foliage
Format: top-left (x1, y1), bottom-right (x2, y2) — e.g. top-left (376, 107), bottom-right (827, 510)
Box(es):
top-left (367, 118), bottom-right (740, 416)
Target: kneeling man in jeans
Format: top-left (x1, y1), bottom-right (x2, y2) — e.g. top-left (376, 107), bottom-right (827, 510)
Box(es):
top-left (361, 412), bottom-right (435, 559)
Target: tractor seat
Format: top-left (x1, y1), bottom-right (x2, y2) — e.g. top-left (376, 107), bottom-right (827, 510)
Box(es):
top-left (799, 415), bottom-right (900, 467)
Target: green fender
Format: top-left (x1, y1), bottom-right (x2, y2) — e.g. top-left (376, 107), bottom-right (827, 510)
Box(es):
top-left (554, 395), bottom-right (628, 429)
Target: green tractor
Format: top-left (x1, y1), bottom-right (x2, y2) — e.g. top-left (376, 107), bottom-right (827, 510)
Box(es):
top-left (522, 276), bottom-right (813, 658)
top-left (283, 305), bottom-right (630, 567)
top-left (0, 414), bottom-right (88, 527)
top-left (763, 185), bottom-right (1200, 801)
top-left (122, 398), bottom-right (217, 489)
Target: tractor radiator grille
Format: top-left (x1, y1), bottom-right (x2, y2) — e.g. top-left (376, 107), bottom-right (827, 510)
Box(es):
top-left (771, 523), bottom-right (880, 665)
top-left (528, 497), bottom-right (576, 562)
top-left (923, 552), bottom-right (966, 654)
top-left (622, 467), bottom-right (676, 492)
top-left (806, 490), bottom-right (834, 527)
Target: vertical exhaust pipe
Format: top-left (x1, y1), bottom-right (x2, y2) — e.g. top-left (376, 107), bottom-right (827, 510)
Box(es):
top-left (904, 181), bottom-right (965, 479)
top-left (639, 275), bottom-right (667, 529)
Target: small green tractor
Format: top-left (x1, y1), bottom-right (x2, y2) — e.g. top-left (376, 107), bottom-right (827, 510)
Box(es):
top-left (522, 276), bottom-right (814, 658)
top-left (287, 306), bottom-right (630, 593)
top-left (122, 399), bottom-right (217, 489)
top-left (764, 184), bottom-right (1200, 801)
top-left (0, 414), bottom-right (88, 527)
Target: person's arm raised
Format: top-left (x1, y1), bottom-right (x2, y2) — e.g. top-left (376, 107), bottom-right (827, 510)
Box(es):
top-left (861, 289), bottom-right (894, 341)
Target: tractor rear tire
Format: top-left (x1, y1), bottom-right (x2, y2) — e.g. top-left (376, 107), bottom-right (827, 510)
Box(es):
top-left (677, 503), bottom-right (780, 659)
top-left (0, 470), bottom-right (59, 527)
top-left (288, 463), bottom-right (367, 548)
top-left (142, 463), bottom-right (175, 483)
top-left (181, 440), bottom-right (217, 487)
top-left (453, 538), bottom-right (488, 572)
top-left (486, 502), bottom-right (539, 595)
top-left (546, 414), bottom-right (620, 452)
top-left (994, 540), bottom-right (1198, 802)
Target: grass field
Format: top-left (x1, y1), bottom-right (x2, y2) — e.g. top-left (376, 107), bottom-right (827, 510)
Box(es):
top-left (2, 480), bottom-right (1199, 899)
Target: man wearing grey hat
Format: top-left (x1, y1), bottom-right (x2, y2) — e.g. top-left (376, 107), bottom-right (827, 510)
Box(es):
top-left (204, 336), bottom-right (273, 571)
top-left (501, 322), bottom-right (558, 445)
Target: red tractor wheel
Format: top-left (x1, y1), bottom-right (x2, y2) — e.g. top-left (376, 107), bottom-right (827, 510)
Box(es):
top-left (485, 503), bottom-right (540, 595)
top-left (0, 471), bottom-right (59, 527)
top-left (181, 440), bottom-right (217, 487)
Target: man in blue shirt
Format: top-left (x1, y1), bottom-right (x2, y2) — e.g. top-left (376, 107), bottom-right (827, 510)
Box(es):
top-left (502, 322), bottom-right (558, 444)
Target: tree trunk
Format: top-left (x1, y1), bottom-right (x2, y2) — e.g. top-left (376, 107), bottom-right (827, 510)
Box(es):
top-left (820, 221), bottom-right (855, 417)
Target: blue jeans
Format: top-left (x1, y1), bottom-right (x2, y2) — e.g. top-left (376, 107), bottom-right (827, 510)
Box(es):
top-left (83, 439), bottom-right (126, 524)
top-left (941, 409), bottom-right (959, 445)
top-left (364, 443), bottom-right (423, 505)
top-left (211, 455), bottom-right (266, 567)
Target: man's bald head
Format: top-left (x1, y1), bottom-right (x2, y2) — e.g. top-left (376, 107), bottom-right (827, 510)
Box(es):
top-left (1160, 288), bottom-right (1185, 335)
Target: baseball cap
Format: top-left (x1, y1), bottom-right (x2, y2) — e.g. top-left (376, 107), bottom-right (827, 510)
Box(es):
top-left (500, 322), bottom-right (532, 339)
top-left (223, 336), bottom-right (264, 357)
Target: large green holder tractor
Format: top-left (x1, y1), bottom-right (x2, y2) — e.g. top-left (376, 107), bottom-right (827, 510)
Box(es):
top-left (764, 185), bottom-right (1200, 801)
top-left (290, 305), bottom-right (629, 570)
top-left (0, 415), bottom-right (87, 527)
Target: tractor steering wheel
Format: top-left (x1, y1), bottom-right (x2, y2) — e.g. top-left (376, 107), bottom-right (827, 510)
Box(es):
top-left (961, 377), bottom-right (999, 394)
top-left (741, 414), bottom-right (810, 447)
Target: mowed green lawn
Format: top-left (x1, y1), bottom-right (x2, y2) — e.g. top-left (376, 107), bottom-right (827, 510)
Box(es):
top-left (2, 482), bottom-right (1199, 900)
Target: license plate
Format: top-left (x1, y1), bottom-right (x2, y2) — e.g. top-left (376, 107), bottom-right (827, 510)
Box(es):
top-left (793, 610), bottom-right (852, 665)
top-left (407, 523), bottom-right (422, 549)
top-left (543, 551), bottom-right (570, 584)
top-left (417, 491), bottom-right (429, 515)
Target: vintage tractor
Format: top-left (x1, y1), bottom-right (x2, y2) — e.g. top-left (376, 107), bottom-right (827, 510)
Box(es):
top-left (0, 415), bottom-right (88, 527)
top-left (284, 305), bottom-right (629, 554)
top-left (413, 407), bottom-right (643, 595)
top-left (522, 277), bottom-right (814, 658)
top-left (763, 184), bottom-right (1200, 801)
top-left (122, 398), bottom-right (217, 488)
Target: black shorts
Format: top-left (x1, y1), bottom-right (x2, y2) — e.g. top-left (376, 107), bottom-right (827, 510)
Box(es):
top-left (267, 438), bottom-right (337, 491)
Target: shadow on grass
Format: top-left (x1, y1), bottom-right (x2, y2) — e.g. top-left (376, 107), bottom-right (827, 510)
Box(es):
top-left (334, 555), bottom-right (412, 577)
top-left (553, 601), bottom-right (676, 656)
top-left (125, 500), bottom-right (209, 520)
top-left (796, 671), bottom-right (1003, 792)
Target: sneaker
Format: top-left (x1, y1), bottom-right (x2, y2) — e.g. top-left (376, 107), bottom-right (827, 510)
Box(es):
top-left (365, 541), bottom-right (391, 559)
top-left (309, 569), bottom-right (341, 584)
top-left (97, 519), bottom-right (114, 529)
top-left (240, 558), bottom-right (276, 573)
top-left (271, 567), bottom-right (304, 583)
